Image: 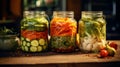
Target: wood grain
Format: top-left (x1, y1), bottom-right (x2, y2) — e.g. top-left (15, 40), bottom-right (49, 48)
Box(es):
top-left (0, 40), bottom-right (120, 65)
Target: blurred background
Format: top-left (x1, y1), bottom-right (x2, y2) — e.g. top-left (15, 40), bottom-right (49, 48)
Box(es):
top-left (0, 0), bottom-right (119, 40)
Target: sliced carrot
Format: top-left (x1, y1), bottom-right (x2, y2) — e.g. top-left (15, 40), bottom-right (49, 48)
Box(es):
top-left (21, 30), bottom-right (48, 40)
top-left (50, 17), bottom-right (77, 37)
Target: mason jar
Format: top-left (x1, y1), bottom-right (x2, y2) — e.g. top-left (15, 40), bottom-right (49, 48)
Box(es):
top-left (20, 11), bottom-right (49, 52)
top-left (50, 11), bottom-right (77, 52)
top-left (78, 11), bottom-right (106, 53)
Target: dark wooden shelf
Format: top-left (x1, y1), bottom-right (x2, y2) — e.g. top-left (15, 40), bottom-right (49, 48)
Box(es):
top-left (0, 40), bottom-right (120, 65)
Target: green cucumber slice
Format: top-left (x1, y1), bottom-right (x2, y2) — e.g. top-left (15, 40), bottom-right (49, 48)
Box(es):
top-left (37, 46), bottom-right (42, 52)
top-left (31, 40), bottom-right (39, 46)
top-left (21, 46), bottom-right (24, 51)
top-left (21, 26), bottom-right (24, 29)
top-left (24, 24), bottom-right (29, 26)
top-left (21, 37), bottom-right (24, 41)
top-left (39, 39), bottom-right (45, 45)
top-left (43, 45), bottom-right (47, 50)
top-left (26, 42), bottom-right (30, 47)
top-left (24, 46), bottom-right (29, 52)
top-left (30, 46), bottom-right (37, 52)
top-left (23, 41), bottom-right (26, 46)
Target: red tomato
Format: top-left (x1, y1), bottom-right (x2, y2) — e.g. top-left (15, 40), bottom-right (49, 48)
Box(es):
top-left (100, 49), bottom-right (108, 57)
top-left (109, 42), bottom-right (118, 50)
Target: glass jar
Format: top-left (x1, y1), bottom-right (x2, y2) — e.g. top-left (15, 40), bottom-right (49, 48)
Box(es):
top-left (50, 11), bottom-right (77, 52)
top-left (78, 11), bottom-right (106, 53)
top-left (20, 11), bottom-right (49, 52)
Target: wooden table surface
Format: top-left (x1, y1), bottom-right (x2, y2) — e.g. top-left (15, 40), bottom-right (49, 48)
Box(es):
top-left (0, 40), bottom-right (120, 65)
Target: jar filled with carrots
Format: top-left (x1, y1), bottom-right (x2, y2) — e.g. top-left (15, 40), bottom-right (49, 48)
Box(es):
top-left (20, 11), bottom-right (49, 52)
top-left (50, 11), bottom-right (77, 52)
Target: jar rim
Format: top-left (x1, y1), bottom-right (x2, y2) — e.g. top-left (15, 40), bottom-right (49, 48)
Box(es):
top-left (53, 11), bottom-right (74, 18)
top-left (53, 11), bottom-right (74, 14)
top-left (82, 11), bottom-right (103, 14)
top-left (23, 11), bottom-right (46, 14)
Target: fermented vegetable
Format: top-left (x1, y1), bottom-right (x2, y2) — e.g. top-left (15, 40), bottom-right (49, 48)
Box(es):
top-left (50, 11), bottom-right (77, 52)
top-left (39, 39), bottom-right (45, 45)
top-left (30, 46), bottom-right (37, 52)
top-left (24, 46), bottom-right (29, 52)
top-left (37, 46), bottom-right (42, 52)
top-left (20, 36), bottom-right (48, 52)
top-left (22, 41), bottom-right (26, 46)
top-left (78, 11), bottom-right (106, 53)
top-left (20, 11), bottom-right (49, 52)
top-left (26, 42), bottom-right (30, 47)
top-left (31, 40), bottom-right (39, 46)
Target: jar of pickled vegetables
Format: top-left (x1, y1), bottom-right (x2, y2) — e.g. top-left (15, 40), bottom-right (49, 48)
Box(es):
top-left (50, 11), bottom-right (77, 52)
top-left (78, 11), bottom-right (106, 53)
top-left (20, 11), bottom-right (49, 52)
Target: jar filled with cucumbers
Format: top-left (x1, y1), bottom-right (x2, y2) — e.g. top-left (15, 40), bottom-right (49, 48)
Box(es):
top-left (20, 11), bottom-right (49, 52)
top-left (50, 11), bottom-right (77, 52)
top-left (78, 11), bottom-right (106, 53)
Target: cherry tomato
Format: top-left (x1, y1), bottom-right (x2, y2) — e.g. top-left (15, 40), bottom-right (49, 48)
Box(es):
top-left (100, 49), bottom-right (108, 57)
top-left (109, 42), bottom-right (118, 50)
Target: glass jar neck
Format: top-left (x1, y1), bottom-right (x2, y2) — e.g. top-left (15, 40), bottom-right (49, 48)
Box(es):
top-left (23, 11), bottom-right (46, 19)
top-left (53, 11), bottom-right (74, 18)
top-left (35, 11), bottom-right (46, 18)
top-left (81, 11), bottom-right (103, 20)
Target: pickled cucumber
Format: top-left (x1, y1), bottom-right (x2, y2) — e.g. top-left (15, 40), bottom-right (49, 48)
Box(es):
top-left (39, 39), bottom-right (45, 45)
top-left (30, 46), bottom-right (37, 52)
top-left (21, 37), bottom-right (24, 41)
top-left (21, 46), bottom-right (24, 51)
top-left (35, 24), bottom-right (47, 31)
top-left (31, 40), bottom-right (39, 46)
top-left (37, 46), bottom-right (42, 52)
top-left (23, 41), bottom-right (26, 46)
top-left (24, 46), bottom-right (29, 52)
top-left (43, 45), bottom-right (47, 50)
top-left (26, 42), bottom-right (30, 47)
